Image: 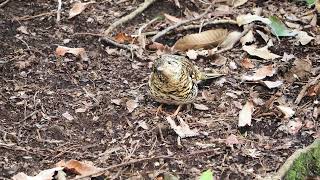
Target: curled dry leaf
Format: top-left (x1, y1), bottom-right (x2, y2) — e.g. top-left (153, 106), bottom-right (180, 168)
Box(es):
top-left (242, 65), bottom-right (276, 81)
top-left (261, 80), bottom-right (283, 89)
top-left (238, 100), bottom-right (254, 127)
top-left (56, 159), bottom-right (102, 176)
top-left (55, 46), bottom-right (88, 61)
top-left (166, 116), bottom-right (199, 138)
top-left (240, 58), bottom-right (254, 69)
top-left (236, 14), bottom-right (271, 26)
top-left (126, 99), bottom-right (138, 113)
top-left (12, 167), bottom-right (65, 180)
top-left (243, 45), bottom-right (280, 60)
top-left (173, 29), bottom-right (228, 51)
top-left (193, 103), bottom-right (209, 111)
top-left (69, 1), bottom-right (95, 19)
top-left (277, 105), bottom-right (295, 119)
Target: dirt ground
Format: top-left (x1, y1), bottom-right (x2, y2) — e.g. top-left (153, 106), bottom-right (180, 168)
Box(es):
top-left (0, 0), bottom-right (319, 179)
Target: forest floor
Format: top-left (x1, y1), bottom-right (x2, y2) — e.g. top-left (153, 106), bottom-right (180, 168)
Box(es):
top-left (0, 0), bottom-right (319, 179)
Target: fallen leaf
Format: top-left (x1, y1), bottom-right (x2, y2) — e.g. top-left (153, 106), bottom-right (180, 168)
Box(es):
top-left (277, 105), bottom-right (295, 118)
top-left (62, 111), bottom-right (74, 121)
top-left (126, 99), bottom-right (138, 113)
top-left (287, 120), bottom-right (302, 134)
top-left (68, 1), bottom-right (95, 19)
top-left (186, 49), bottom-right (198, 60)
top-left (15, 60), bottom-right (32, 70)
top-left (211, 55), bottom-right (227, 66)
top-left (256, 30), bottom-right (269, 43)
top-left (225, 134), bottom-right (240, 146)
top-left (236, 14), bottom-right (271, 26)
top-left (238, 101), bottom-right (254, 127)
top-left (219, 31), bottom-right (242, 49)
top-left (240, 58), bottom-right (254, 69)
top-left (240, 30), bottom-right (255, 45)
top-left (12, 167), bottom-right (64, 180)
top-left (173, 29), bottom-right (228, 51)
top-left (281, 52), bottom-right (295, 62)
top-left (111, 99), bottom-right (122, 105)
top-left (137, 120), bottom-right (149, 130)
top-left (75, 107), bottom-right (86, 113)
top-left (17, 26), bottom-right (29, 34)
top-left (55, 46), bottom-right (88, 61)
top-left (232, 0), bottom-right (248, 7)
top-left (261, 80), bottom-right (283, 89)
top-left (243, 45), bottom-right (280, 60)
top-left (306, 82), bottom-right (320, 97)
top-left (166, 116), bottom-right (199, 138)
top-left (242, 65), bottom-right (276, 81)
top-left (56, 159), bottom-right (102, 176)
top-left (164, 13), bottom-right (182, 23)
top-left (193, 103), bottom-right (209, 111)
top-left (114, 32), bottom-right (134, 44)
top-left (268, 16), bottom-right (297, 37)
top-left (296, 31), bottom-right (314, 45)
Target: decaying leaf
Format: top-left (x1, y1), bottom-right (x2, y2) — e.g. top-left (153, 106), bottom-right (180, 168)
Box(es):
top-left (55, 46), bottom-right (88, 61)
top-left (243, 45), bottom-right (280, 60)
top-left (12, 167), bottom-right (65, 180)
top-left (296, 31), bottom-right (314, 45)
top-left (242, 65), bottom-right (276, 81)
top-left (114, 32), bottom-right (134, 44)
top-left (193, 103), bottom-right (209, 111)
top-left (277, 105), bottom-right (295, 119)
top-left (225, 134), bottom-right (240, 147)
top-left (166, 116), bottom-right (199, 138)
top-left (268, 16), bottom-right (297, 37)
top-left (238, 101), bottom-right (254, 127)
top-left (240, 30), bottom-right (255, 45)
top-left (68, 1), bottom-right (95, 19)
top-left (56, 159), bottom-right (102, 176)
top-left (236, 14), bottom-right (271, 26)
top-left (126, 99), bottom-right (138, 113)
top-left (261, 80), bottom-right (283, 89)
top-left (285, 58), bottom-right (312, 82)
top-left (240, 58), bottom-right (254, 69)
top-left (173, 29), bottom-right (228, 51)
top-left (306, 82), bottom-right (320, 97)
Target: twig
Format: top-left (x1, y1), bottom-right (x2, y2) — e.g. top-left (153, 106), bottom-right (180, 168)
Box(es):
top-left (14, 11), bottom-right (55, 21)
top-left (294, 74), bottom-right (320, 104)
top-left (137, 16), bottom-right (160, 36)
top-left (56, 0), bottom-right (62, 22)
top-left (18, 110), bottom-right (39, 123)
top-left (72, 155), bottom-right (175, 179)
top-left (151, 5), bottom-right (212, 42)
top-left (214, 8), bottom-right (262, 54)
top-left (105, 0), bottom-right (157, 35)
top-left (0, 0), bottom-right (9, 8)
top-left (100, 36), bottom-right (135, 51)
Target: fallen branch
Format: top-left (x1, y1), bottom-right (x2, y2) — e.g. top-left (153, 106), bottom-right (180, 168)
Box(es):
top-left (104, 0), bottom-right (157, 35)
top-left (100, 36), bottom-right (135, 51)
top-left (151, 5), bottom-right (212, 42)
top-left (294, 73), bottom-right (320, 104)
top-left (0, 0), bottom-right (9, 8)
top-left (14, 11), bottom-right (55, 21)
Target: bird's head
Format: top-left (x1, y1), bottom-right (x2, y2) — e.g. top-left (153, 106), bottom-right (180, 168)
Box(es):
top-left (153, 55), bottom-right (183, 81)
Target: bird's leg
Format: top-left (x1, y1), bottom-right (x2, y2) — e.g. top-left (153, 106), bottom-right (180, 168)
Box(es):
top-left (156, 104), bottom-right (163, 117)
top-left (172, 104), bottom-right (182, 117)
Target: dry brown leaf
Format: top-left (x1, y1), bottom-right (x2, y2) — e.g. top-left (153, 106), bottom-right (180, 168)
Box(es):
top-left (56, 159), bottom-right (102, 176)
top-left (306, 82), bottom-right (320, 97)
top-left (211, 55), bottom-right (227, 66)
top-left (243, 45), bottom-right (280, 60)
top-left (225, 134), bottom-right (240, 147)
top-left (55, 46), bottom-right (88, 61)
top-left (173, 29), bottom-right (228, 51)
top-left (236, 14), bottom-right (271, 26)
top-left (243, 65), bottom-right (276, 81)
top-left (114, 32), bottom-right (134, 44)
top-left (126, 99), bottom-right (138, 113)
top-left (219, 31), bottom-right (242, 49)
top-left (277, 105), bottom-right (295, 119)
top-left (164, 13), bottom-right (182, 23)
top-left (68, 1), bottom-right (95, 19)
top-left (166, 116), bottom-right (199, 138)
top-left (12, 167), bottom-right (65, 180)
top-left (15, 60), bottom-right (32, 70)
top-left (296, 31), bottom-right (314, 45)
top-left (261, 80), bottom-right (283, 89)
top-left (193, 103), bottom-right (209, 111)
top-left (240, 58), bottom-right (254, 69)
top-left (238, 100), bottom-right (254, 127)
top-left (285, 58), bottom-right (312, 82)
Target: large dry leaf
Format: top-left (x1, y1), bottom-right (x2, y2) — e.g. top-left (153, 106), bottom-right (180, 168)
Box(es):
top-left (236, 14), bottom-right (271, 26)
top-left (296, 31), bottom-right (314, 45)
top-left (12, 167), bottom-right (65, 180)
top-left (166, 116), bottom-right (199, 138)
top-left (242, 65), bottom-right (276, 81)
top-left (243, 45), bottom-right (280, 60)
top-left (55, 46), bottom-right (88, 61)
top-left (173, 29), bottom-right (228, 51)
top-left (56, 159), bottom-right (102, 176)
top-left (238, 101), bottom-right (254, 127)
top-left (68, 2), bottom-right (95, 19)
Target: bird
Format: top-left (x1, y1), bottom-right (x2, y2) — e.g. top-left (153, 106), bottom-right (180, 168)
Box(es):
top-left (148, 54), bottom-right (223, 116)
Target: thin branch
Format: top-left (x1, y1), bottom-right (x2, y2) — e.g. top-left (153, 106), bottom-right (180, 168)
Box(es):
top-left (0, 0), bottom-right (9, 8)
top-left (100, 36), bottom-right (134, 51)
top-left (151, 5), bottom-right (212, 42)
top-left (56, 0), bottom-right (62, 22)
top-left (14, 11), bottom-right (55, 21)
top-left (104, 0), bottom-right (157, 35)
top-left (295, 73), bottom-right (320, 104)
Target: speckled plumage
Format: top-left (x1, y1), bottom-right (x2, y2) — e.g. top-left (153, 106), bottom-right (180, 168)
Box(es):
top-left (148, 55), bottom-right (219, 106)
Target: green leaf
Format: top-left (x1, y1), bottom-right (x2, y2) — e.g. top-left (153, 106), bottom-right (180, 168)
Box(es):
top-left (268, 16), bottom-right (297, 37)
top-left (305, 0), bottom-right (315, 6)
top-left (199, 169), bottom-right (214, 180)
